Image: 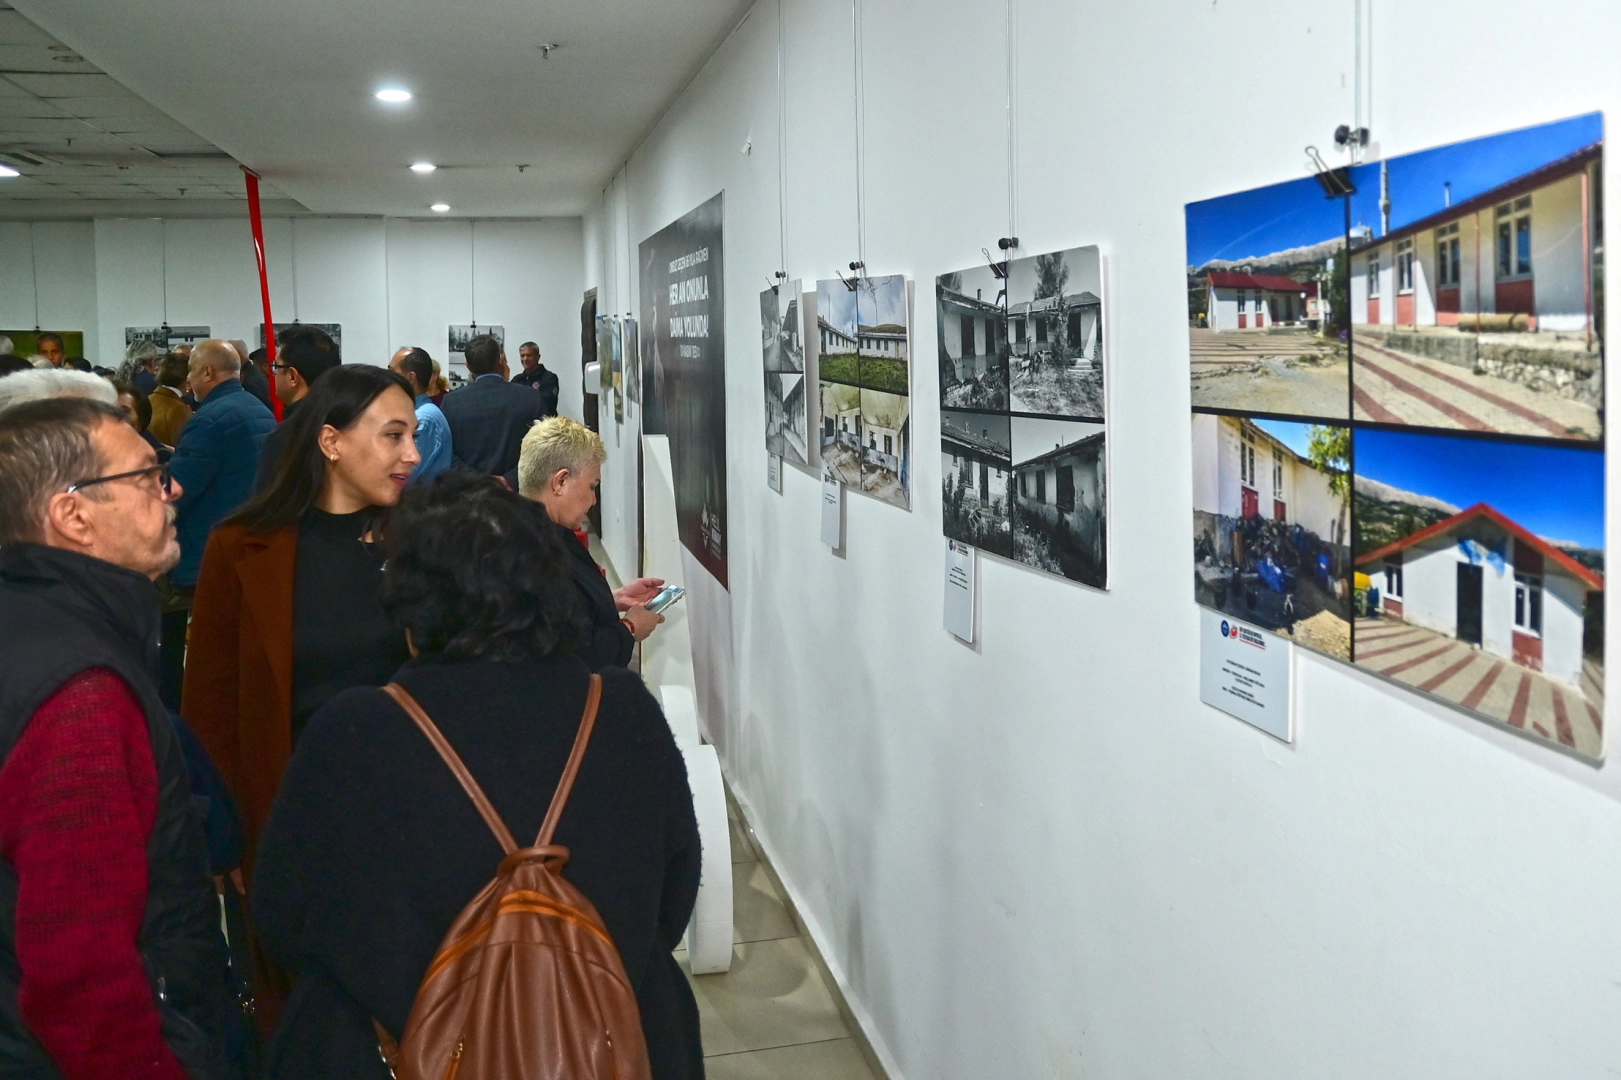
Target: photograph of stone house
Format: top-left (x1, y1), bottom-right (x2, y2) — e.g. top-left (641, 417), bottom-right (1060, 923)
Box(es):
top-left (1192, 414), bottom-right (1351, 660)
top-left (1353, 427), bottom-right (1604, 758)
top-left (937, 263), bottom-right (1008, 411)
top-left (1004, 246), bottom-right (1105, 419)
top-left (1011, 417), bottom-right (1106, 588)
top-left (942, 409), bottom-right (1013, 558)
top-left (1185, 174), bottom-right (1350, 420)
top-left (1348, 114), bottom-right (1603, 441)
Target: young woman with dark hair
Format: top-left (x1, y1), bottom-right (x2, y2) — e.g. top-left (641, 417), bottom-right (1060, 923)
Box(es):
top-left (251, 473), bottom-right (704, 1079)
top-left (182, 364), bottom-right (421, 858)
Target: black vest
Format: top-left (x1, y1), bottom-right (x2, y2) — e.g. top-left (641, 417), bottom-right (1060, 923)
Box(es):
top-left (0, 544), bottom-right (229, 1079)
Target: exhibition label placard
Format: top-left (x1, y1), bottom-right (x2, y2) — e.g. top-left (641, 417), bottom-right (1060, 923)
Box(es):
top-left (1200, 608), bottom-right (1292, 742)
top-left (821, 476), bottom-right (841, 549)
top-left (944, 540), bottom-right (975, 642)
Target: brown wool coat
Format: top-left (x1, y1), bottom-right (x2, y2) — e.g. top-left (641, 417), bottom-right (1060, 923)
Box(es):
top-left (148, 386), bottom-right (191, 447)
top-left (181, 522), bottom-right (298, 854)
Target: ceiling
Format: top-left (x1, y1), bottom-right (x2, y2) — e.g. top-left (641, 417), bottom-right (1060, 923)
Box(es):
top-left (2, 0), bottom-right (753, 220)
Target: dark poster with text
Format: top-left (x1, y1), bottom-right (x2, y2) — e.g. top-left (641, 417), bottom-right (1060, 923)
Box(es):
top-left (638, 192), bottom-right (728, 588)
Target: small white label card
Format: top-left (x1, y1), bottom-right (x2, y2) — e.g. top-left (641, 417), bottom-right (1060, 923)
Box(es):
top-left (1199, 608), bottom-right (1293, 742)
top-left (820, 475), bottom-right (842, 548)
top-left (767, 452), bottom-right (782, 493)
top-left (944, 540), bottom-right (976, 642)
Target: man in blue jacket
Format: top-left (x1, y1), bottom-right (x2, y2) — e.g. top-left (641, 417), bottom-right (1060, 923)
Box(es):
top-left (160, 339), bottom-right (276, 705)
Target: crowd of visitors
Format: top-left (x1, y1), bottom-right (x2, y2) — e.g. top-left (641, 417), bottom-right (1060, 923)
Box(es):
top-left (0, 327), bottom-right (694, 1079)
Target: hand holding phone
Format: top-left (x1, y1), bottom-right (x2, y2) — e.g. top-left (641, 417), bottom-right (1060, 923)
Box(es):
top-left (645, 585), bottom-right (686, 616)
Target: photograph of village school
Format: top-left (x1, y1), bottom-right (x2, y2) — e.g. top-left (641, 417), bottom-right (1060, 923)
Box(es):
top-left (1347, 114), bottom-right (1603, 441)
top-left (1192, 414), bottom-right (1351, 660)
top-left (610, 315), bottom-right (624, 423)
top-left (856, 275), bottom-right (910, 509)
top-left (937, 262), bottom-right (1009, 412)
top-left (762, 283), bottom-right (808, 465)
top-left (761, 282), bottom-right (804, 373)
top-left (1352, 427), bottom-right (1604, 758)
top-left (941, 409), bottom-right (1014, 558)
top-left (1005, 246), bottom-right (1104, 419)
top-left (816, 279), bottom-right (862, 487)
top-left (622, 317), bottom-right (640, 407)
top-left (766, 372), bottom-right (808, 465)
top-left (1186, 174), bottom-right (1351, 420)
top-left (1011, 417), bottom-right (1106, 588)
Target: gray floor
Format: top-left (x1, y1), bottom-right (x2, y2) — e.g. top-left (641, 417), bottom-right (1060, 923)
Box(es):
top-left (674, 793), bottom-right (881, 1080)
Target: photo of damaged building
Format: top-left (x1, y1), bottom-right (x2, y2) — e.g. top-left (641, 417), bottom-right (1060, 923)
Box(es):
top-left (1192, 413), bottom-right (1351, 659)
top-left (1012, 423), bottom-right (1106, 588)
top-left (1350, 125), bottom-right (1603, 440)
top-left (941, 410), bottom-right (1012, 557)
top-left (937, 272), bottom-right (1008, 411)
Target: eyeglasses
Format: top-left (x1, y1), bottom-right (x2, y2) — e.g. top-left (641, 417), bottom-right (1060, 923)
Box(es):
top-left (66, 462), bottom-right (173, 497)
top-left (271, 363), bottom-right (293, 373)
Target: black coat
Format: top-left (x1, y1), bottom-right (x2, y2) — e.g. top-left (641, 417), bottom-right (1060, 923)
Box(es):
top-left (252, 657), bottom-right (703, 1080)
top-left (558, 521), bottom-right (636, 669)
top-left (438, 375), bottom-right (548, 487)
top-left (511, 364), bottom-right (561, 417)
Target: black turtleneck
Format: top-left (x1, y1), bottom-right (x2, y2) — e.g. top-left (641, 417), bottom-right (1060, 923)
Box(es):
top-left (291, 508), bottom-right (410, 740)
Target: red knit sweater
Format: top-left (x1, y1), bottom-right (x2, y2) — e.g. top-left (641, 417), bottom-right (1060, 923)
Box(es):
top-left (0, 669), bottom-right (188, 1080)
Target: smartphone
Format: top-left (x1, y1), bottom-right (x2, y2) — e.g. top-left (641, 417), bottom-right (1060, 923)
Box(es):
top-left (644, 585), bottom-right (686, 616)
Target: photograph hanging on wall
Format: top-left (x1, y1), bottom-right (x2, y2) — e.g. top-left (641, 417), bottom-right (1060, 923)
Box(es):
top-left (2, 330), bottom-right (83, 361)
top-left (259, 322), bottom-right (342, 349)
top-left (448, 324), bottom-right (505, 356)
top-left (937, 245), bottom-right (1109, 589)
top-left (1192, 414), bottom-right (1351, 660)
top-left (610, 316), bottom-right (624, 423)
top-left (622, 317), bottom-right (640, 408)
top-left (1187, 113), bottom-right (1606, 759)
top-left (762, 281), bottom-right (807, 466)
top-left (636, 191), bottom-right (728, 588)
top-left (127, 326), bottom-right (210, 353)
top-left (1353, 428), bottom-right (1603, 757)
top-left (814, 276), bottom-right (911, 507)
top-left (595, 316), bottom-right (615, 414)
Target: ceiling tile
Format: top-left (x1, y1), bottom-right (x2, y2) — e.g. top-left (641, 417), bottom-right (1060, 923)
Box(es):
top-left (6, 72), bottom-right (125, 97)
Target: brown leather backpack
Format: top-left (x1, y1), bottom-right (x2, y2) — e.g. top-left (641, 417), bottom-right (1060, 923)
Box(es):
top-left (375, 675), bottom-right (653, 1080)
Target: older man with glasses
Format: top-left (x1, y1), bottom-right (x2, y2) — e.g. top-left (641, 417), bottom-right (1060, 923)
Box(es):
top-left (0, 397), bottom-right (232, 1079)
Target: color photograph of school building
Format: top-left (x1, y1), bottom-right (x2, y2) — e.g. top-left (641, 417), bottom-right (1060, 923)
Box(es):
top-left (1192, 414), bottom-right (1351, 659)
top-left (1348, 114), bottom-right (1603, 441)
top-left (1352, 428), bottom-right (1604, 758)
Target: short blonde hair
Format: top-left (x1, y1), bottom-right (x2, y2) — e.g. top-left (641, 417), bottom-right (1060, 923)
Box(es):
top-left (518, 415), bottom-right (606, 497)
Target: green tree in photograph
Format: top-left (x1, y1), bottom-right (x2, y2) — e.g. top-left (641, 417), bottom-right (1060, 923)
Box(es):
top-left (1308, 424), bottom-right (1350, 548)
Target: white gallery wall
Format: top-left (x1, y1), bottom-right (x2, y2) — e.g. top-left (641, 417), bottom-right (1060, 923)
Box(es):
top-left (2, 215), bottom-right (586, 421)
top-left (583, 1), bottom-right (1621, 1077)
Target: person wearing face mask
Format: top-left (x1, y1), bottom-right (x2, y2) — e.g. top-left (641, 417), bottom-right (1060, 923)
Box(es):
top-left (182, 365), bottom-right (421, 862)
top-left (0, 398), bottom-right (233, 1080)
top-left (517, 415), bottom-right (666, 669)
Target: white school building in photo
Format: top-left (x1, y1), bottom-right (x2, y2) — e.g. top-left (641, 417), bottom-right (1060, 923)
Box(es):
top-left (937, 286), bottom-right (1005, 385)
top-left (1191, 414), bottom-right (1345, 552)
top-left (1357, 504), bottom-right (1601, 689)
top-left (1204, 271), bottom-right (1321, 332)
top-left (1349, 142), bottom-right (1601, 335)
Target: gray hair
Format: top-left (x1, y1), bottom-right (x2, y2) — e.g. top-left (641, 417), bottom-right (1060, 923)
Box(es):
top-left (0, 369), bottom-right (120, 414)
top-left (0, 336), bottom-right (13, 356)
top-left (0, 397), bottom-right (126, 544)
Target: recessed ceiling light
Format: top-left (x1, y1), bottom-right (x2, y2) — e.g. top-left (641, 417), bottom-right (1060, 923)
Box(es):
top-left (430, 203), bottom-right (450, 213)
top-left (410, 162), bottom-right (437, 173)
top-left (51, 54), bottom-right (85, 63)
top-left (375, 88), bottom-right (412, 103)
top-left (0, 164), bottom-right (19, 178)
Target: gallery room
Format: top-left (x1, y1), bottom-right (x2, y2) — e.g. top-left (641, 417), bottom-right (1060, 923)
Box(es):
top-left (0, 0), bottom-right (1618, 1078)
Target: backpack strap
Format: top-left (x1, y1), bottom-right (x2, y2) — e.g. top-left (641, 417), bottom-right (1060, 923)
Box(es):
top-left (535, 674), bottom-right (603, 847)
top-left (383, 682), bottom-right (518, 855)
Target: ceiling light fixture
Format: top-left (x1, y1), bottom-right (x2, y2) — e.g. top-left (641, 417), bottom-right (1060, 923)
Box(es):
top-left (51, 54), bottom-right (85, 63)
top-left (375, 88), bottom-right (412, 103)
top-left (0, 164), bottom-right (19, 178)
top-left (410, 162), bottom-right (437, 173)
top-left (430, 203), bottom-right (450, 213)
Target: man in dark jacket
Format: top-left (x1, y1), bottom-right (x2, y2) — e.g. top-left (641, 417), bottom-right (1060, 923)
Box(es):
top-left (232, 340), bottom-right (273, 410)
top-left (252, 325), bottom-right (340, 493)
top-left (439, 334), bottom-right (547, 488)
top-left (510, 340), bottom-right (561, 417)
top-left (0, 397), bottom-right (231, 1079)
top-left (165, 340), bottom-right (275, 705)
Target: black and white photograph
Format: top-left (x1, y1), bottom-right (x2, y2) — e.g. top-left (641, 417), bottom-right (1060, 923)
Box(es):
top-left (622, 317), bottom-right (640, 407)
top-left (128, 325), bottom-right (211, 351)
top-left (761, 282), bottom-right (804, 373)
top-left (766, 373), bottom-right (807, 465)
top-left (259, 322), bottom-right (341, 349)
top-left (448, 323), bottom-right (504, 356)
top-left (762, 281), bottom-right (807, 466)
top-left (611, 316), bottom-right (624, 423)
top-left (819, 379), bottom-right (861, 486)
top-left (1011, 416), bottom-right (1107, 587)
top-left (1005, 246), bottom-right (1104, 419)
top-left (937, 263), bottom-right (1008, 411)
top-left (941, 409), bottom-right (1013, 558)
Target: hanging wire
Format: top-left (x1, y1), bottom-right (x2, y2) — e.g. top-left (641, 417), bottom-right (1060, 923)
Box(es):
top-left (469, 218), bottom-right (477, 327)
top-left (850, 0), bottom-right (866, 269)
top-left (1005, 0), bottom-right (1019, 239)
top-left (290, 217), bottom-right (300, 321)
top-left (383, 219), bottom-right (393, 350)
top-left (28, 222), bottom-right (39, 329)
top-left (160, 218), bottom-right (169, 325)
top-left (776, 0), bottom-right (788, 273)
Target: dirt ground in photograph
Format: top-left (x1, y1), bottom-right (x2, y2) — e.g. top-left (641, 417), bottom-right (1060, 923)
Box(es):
top-left (821, 441), bottom-right (861, 486)
top-left (1195, 564), bottom-right (1350, 662)
top-left (1014, 515), bottom-right (1104, 587)
top-left (1190, 328), bottom-right (1349, 418)
top-left (1010, 366), bottom-right (1103, 418)
top-left (1352, 330), bottom-right (1602, 441)
top-left (862, 465), bottom-right (906, 508)
top-left (1281, 609), bottom-right (1351, 658)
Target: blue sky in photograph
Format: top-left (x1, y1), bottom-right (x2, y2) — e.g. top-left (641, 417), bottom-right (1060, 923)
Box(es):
top-left (857, 274), bottom-right (908, 328)
top-left (1254, 418), bottom-right (1339, 462)
top-left (818, 279), bottom-right (857, 336)
top-left (1186, 112), bottom-right (1602, 269)
top-left (1356, 429), bottom-right (1605, 548)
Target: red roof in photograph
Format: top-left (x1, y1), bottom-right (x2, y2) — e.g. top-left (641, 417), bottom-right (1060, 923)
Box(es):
top-left (1206, 271), bottom-right (1318, 297)
top-left (1355, 502), bottom-right (1604, 590)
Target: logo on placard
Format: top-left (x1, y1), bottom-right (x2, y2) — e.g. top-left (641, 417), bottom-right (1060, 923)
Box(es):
top-left (1222, 618), bottom-right (1266, 648)
top-left (1221, 620), bottom-right (1231, 638)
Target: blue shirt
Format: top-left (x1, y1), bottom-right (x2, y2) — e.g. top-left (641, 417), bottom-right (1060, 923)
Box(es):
top-left (169, 379), bottom-right (276, 584)
top-left (411, 394), bottom-right (453, 484)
